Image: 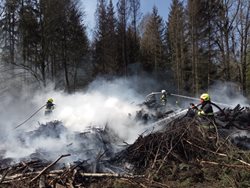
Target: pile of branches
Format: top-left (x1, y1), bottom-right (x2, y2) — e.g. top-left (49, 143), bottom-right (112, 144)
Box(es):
top-left (118, 118), bottom-right (223, 168)
top-left (0, 154), bottom-right (145, 188)
top-left (2, 105), bottom-right (250, 187)
top-left (0, 121), bottom-right (144, 188)
top-left (215, 104), bottom-right (250, 130)
top-left (114, 116), bottom-right (250, 186)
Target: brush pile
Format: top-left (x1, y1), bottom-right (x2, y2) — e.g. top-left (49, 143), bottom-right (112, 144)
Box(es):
top-left (216, 104), bottom-right (250, 130)
top-left (112, 105), bottom-right (250, 187)
top-left (0, 155), bottom-right (146, 188)
top-left (1, 105), bottom-right (250, 187)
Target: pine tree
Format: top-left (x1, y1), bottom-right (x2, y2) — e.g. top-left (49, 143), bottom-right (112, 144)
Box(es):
top-left (167, 0), bottom-right (188, 94)
top-left (1, 0), bottom-right (19, 65)
top-left (93, 0), bottom-right (108, 75)
top-left (116, 0), bottom-right (130, 76)
top-left (127, 0), bottom-right (141, 67)
top-left (186, 0), bottom-right (221, 95)
top-left (0, 0), bottom-right (89, 90)
top-left (140, 6), bottom-right (165, 75)
top-left (105, 0), bottom-right (118, 74)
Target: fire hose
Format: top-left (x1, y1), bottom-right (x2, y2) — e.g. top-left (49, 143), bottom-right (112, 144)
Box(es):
top-left (143, 91), bottom-right (231, 134)
top-left (146, 91), bottom-right (232, 107)
top-left (145, 91), bottom-right (230, 117)
top-left (14, 104), bottom-right (46, 130)
top-left (169, 93), bottom-right (232, 108)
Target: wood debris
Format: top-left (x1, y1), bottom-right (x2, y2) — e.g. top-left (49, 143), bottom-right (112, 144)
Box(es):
top-left (1, 104), bottom-right (250, 187)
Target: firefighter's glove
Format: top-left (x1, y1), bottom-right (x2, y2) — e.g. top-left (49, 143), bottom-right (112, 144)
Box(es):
top-left (190, 103), bottom-right (198, 110)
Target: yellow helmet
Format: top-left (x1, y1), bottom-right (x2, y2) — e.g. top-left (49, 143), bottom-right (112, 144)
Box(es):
top-left (200, 93), bottom-right (210, 102)
top-left (48, 98), bottom-right (53, 103)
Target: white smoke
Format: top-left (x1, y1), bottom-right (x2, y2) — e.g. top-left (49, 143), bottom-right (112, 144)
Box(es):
top-left (0, 77), bottom-right (152, 161)
top-left (1, 78), bottom-right (249, 162)
top-left (209, 81), bottom-right (249, 107)
top-left (176, 81), bottom-right (250, 109)
top-left (35, 78), bottom-right (146, 139)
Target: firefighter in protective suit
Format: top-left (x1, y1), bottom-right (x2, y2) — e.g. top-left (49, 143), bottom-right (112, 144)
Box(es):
top-left (45, 98), bottom-right (55, 115)
top-left (190, 93), bottom-right (214, 127)
top-left (160, 90), bottom-right (168, 106)
top-left (190, 93), bottom-right (214, 117)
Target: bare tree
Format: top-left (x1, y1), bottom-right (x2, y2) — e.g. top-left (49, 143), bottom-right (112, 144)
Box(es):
top-left (235, 0), bottom-right (250, 95)
top-left (215, 0), bottom-right (240, 81)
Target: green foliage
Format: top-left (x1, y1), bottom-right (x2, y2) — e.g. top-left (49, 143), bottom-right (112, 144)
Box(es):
top-left (0, 0), bottom-right (249, 94)
top-left (0, 0), bottom-right (89, 91)
top-left (92, 0), bottom-right (119, 76)
top-left (167, 0), bottom-right (188, 93)
top-left (140, 6), bottom-right (166, 74)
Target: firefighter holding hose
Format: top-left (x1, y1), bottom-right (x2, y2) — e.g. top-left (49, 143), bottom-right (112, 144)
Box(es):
top-left (160, 90), bottom-right (171, 106)
top-left (190, 93), bottom-right (214, 118)
top-left (45, 98), bottom-right (55, 115)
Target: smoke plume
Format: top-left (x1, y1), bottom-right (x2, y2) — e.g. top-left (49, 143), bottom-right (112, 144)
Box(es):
top-left (0, 77), bottom-right (156, 162)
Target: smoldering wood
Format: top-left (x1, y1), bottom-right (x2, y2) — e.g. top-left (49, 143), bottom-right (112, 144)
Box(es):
top-left (79, 172), bottom-right (144, 178)
top-left (30, 154), bottom-right (71, 183)
top-left (0, 104), bottom-right (250, 187)
top-left (1, 170), bottom-right (64, 182)
top-left (0, 167), bottom-right (11, 183)
top-left (39, 175), bottom-right (46, 188)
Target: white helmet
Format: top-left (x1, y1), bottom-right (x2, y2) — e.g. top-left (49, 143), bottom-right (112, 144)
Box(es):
top-left (161, 90), bottom-right (166, 93)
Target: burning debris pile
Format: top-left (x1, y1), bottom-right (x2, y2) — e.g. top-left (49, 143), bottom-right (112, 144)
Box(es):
top-left (112, 104), bottom-right (250, 187)
top-left (214, 104), bottom-right (250, 150)
top-left (0, 154), bottom-right (145, 188)
top-left (215, 104), bottom-right (250, 130)
top-left (0, 121), bottom-right (138, 188)
top-left (1, 104), bottom-right (250, 187)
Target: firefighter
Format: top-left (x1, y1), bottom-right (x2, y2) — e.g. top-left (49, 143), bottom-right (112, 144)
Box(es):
top-left (160, 90), bottom-right (168, 106)
top-left (190, 93), bottom-right (214, 118)
top-left (45, 98), bottom-right (55, 115)
top-left (190, 93), bottom-right (215, 129)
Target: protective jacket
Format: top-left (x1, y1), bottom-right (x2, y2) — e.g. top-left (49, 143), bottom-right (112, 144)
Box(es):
top-left (198, 101), bottom-right (214, 117)
top-left (45, 101), bottom-right (55, 115)
top-left (160, 93), bottom-right (167, 105)
top-left (46, 101), bottom-right (54, 110)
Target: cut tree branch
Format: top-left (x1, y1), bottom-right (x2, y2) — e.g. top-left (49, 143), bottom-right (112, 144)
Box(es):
top-left (30, 154), bottom-right (70, 183)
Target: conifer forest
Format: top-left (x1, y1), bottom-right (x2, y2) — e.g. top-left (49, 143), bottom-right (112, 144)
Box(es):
top-left (0, 0), bottom-right (249, 96)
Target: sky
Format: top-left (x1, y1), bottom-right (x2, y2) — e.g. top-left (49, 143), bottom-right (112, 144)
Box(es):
top-left (81, 0), bottom-right (172, 38)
